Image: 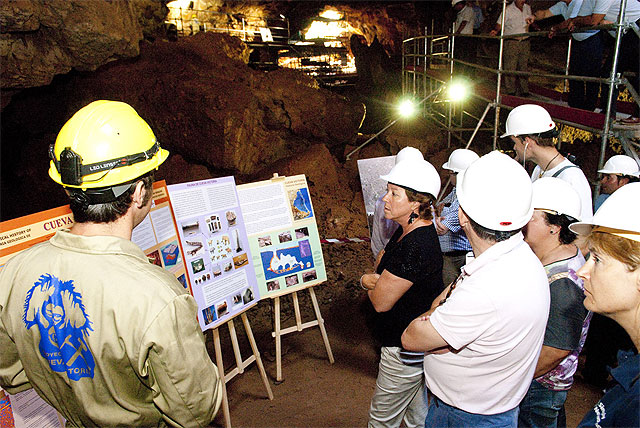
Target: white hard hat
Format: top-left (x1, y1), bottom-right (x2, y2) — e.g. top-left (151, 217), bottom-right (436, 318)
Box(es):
top-left (598, 155), bottom-right (640, 178)
top-left (531, 177), bottom-right (581, 221)
top-left (381, 159), bottom-right (441, 198)
top-left (457, 151), bottom-right (533, 231)
top-left (395, 146), bottom-right (424, 164)
top-left (452, 0), bottom-right (465, 5)
top-left (501, 104), bottom-right (556, 138)
top-left (442, 148), bottom-right (480, 173)
top-left (570, 182), bottom-right (640, 242)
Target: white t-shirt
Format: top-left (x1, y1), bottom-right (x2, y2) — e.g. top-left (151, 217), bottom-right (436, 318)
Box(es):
top-left (602, 0), bottom-right (640, 36)
top-left (549, 0), bottom-right (584, 19)
top-left (496, 2), bottom-right (533, 36)
top-left (456, 5), bottom-right (476, 34)
top-left (531, 158), bottom-right (593, 221)
top-left (572, 0), bottom-right (610, 40)
top-left (425, 233), bottom-right (550, 414)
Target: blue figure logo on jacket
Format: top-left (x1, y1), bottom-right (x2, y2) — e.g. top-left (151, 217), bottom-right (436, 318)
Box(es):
top-left (23, 274), bottom-right (95, 381)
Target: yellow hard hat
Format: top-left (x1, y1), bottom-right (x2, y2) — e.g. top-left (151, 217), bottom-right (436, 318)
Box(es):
top-left (48, 100), bottom-right (169, 190)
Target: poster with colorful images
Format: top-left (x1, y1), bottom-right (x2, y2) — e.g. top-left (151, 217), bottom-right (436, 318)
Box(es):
top-left (356, 155), bottom-right (395, 235)
top-left (237, 174), bottom-right (326, 298)
top-left (131, 181), bottom-right (188, 290)
top-left (0, 206), bottom-right (73, 269)
top-left (0, 387), bottom-right (65, 428)
top-left (167, 177), bottom-right (259, 330)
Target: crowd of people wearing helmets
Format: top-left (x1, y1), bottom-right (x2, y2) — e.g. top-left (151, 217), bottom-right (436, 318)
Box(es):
top-left (0, 99), bottom-right (638, 428)
top-left (365, 103), bottom-right (638, 428)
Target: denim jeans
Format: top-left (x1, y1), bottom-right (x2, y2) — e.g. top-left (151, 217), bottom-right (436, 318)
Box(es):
top-left (518, 380), bottom-right (568, 428)
top-left (425, 395), bottom-right (519, 428)
top-left (368, 347), bottom-right (427, 428)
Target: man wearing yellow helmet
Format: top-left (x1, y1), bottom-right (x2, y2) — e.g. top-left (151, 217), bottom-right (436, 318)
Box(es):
top-left (0, 101), bottom-right (222, 427)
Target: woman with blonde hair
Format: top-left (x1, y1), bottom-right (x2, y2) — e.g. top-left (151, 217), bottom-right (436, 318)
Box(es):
top-left (569, 182), bottom-right (640, 428)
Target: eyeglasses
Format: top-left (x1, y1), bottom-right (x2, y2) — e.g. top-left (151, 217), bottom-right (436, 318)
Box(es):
top-left (438, 271), bottom-right (465, 307)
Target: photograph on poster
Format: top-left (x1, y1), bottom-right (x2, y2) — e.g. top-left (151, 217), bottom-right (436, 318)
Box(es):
top-left (177, 274), bottom-right (187, 288)
top-left (226, 210), bottom-right (237, 226)
top-left (285, 274), bottom-right (299, 287)
top-left (223, 261), bottom-right (233, 272)
top-left (208, 234), bottom-right (232, 262)
top-left (205, 215), bottom-right (222, 234)
top-left (302, 270), bottom-right (317, 282)
top-left (233, 293), bottom-right (242, 305)
top-left (181, 220), bottom-right (200, 236)
top-left (258, 236), bottom-right (272, 247)
top-left (289, 188), bottom-right (313, 220)
top-left (191, 258), bottom-right (205, 274)
top-left (242, 287), bottom-right (255, 304)
top-left (278, 231), bottom-right (292, 243)
top-left (233, 253), bottom-right (249, 268)
top-left (266, 280), bottom-right (280, 291)
top-left (160, 241), bottom-right (180, 267)
top-left (147, 250), bottom-right (162, 267)
top-left (212, 264), bottom-right (222, 277)
top-left (184, 238), bottom-right (204, 257)
top-left (202, 305), bottom-right (217, 325)
top-left (233, 229), bottom-right (243, 253)
top-left (295, 227), bottom-right (309, 239)
top-left (217, 301), bottom-right (228, 317)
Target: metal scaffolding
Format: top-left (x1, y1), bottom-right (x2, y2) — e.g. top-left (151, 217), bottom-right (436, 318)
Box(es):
top-left (402, 0), bottom-right (640, 196)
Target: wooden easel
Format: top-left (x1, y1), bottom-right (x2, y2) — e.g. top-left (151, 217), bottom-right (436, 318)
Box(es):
top-left (271, 284), bottom-right (334, 382)
top-left (211, 311), bottom-right (274, 428)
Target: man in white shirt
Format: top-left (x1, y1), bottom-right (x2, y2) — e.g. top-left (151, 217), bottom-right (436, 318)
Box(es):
top-left (490, 0), bottom-right (535, 96)
top-left (402, 151), bottom-right (549, 427)
top-left (505, 104), bottom-right (593, 223)
top-left (453, 0), bottom-right (477, 74)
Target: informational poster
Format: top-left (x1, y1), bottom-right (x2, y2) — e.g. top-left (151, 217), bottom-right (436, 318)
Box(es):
top-left (0, 206), bottom-right (73, 269)
top-left (237, 175), bottom-right (326, 298)
top-left (167, 177), bottom-right (259, 330)
top-left (0, 388), bottom-right (64, 428)
top-left (131, 181), bottom-right (188, 290)
top-left (357, 155), bottom-right (395, 235)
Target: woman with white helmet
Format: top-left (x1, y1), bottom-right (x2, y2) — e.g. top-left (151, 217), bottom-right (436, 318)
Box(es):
top-left (360, 158), bottom-right (444, 428)
top-left (570, 182), bottom-right (640, 428)
top-left (519, 177), bottom-right (591, 428)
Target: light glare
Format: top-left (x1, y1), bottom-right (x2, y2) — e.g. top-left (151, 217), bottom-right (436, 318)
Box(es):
top-left (398, 99), bottom-right (416, 117)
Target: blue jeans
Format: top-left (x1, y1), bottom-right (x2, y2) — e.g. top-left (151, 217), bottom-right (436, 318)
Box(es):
top-left (425, 395), bottom-right (519, 428)
top-left (518, 380), bottom-right (568, 428)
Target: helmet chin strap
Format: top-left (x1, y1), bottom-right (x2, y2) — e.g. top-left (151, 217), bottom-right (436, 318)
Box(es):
top-left (522, 141), bottom-right (529, 167)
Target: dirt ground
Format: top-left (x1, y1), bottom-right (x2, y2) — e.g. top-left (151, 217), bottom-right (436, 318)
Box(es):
top-left (207, 243), bottom-right (604, 428)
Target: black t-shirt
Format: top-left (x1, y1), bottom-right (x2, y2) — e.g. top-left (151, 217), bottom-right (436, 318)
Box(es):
top-left (374, 224), bottom-right (445, 347)
top-left (544, 277), bottom-right (589, 351)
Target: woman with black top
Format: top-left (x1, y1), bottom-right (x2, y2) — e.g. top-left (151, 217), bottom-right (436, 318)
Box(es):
top-left (360, 158), bottom-right (445, 428)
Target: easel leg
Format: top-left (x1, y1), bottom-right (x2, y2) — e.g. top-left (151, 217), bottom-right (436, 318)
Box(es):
top-left (241, 312), bottom-right (274, 400)
top-left (274, 296), bottom-right (283, 383)
top-left (292, 291), bottom-right (302, 330)
top-left (228, 320), bottom-right (244, 374)
top-left (309, 287), bottom-right (335, 364)
top-left (213, 328), bottom-right (232, 428)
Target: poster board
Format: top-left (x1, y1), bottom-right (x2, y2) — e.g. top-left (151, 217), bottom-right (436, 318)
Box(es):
top-left (237, 174), bottom-right (326, 298)
top-left (167, 177), bottom-right (259, 330)
top-left (356, 155), bottom-right (395, 235)
top-left (0, 206), bottom-right (73, 269)
top-left (131, 181), bottom-right (188, 290)
top-left (0, 388), bottom-right (64, 428)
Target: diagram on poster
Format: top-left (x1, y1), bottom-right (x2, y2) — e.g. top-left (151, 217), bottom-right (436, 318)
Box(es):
top-left (238, 175), bottom-right (326, 297)
top-left (167, 177), bottom-right (259, 330)
top-left (131, 181), bottom-right (188, 290)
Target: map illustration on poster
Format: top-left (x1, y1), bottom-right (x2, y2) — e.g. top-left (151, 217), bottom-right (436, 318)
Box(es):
top-left (238, 175), bottom-right (326, 297)
top-left (167, 177), bottom-right (259, 330)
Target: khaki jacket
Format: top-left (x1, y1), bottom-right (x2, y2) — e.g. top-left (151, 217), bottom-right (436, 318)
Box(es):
top-left (0, 230), bottom-right (222, 427)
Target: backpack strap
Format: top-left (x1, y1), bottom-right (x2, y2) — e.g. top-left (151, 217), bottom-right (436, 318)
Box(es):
top-left (552, 165), bottom-right (578, 178)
